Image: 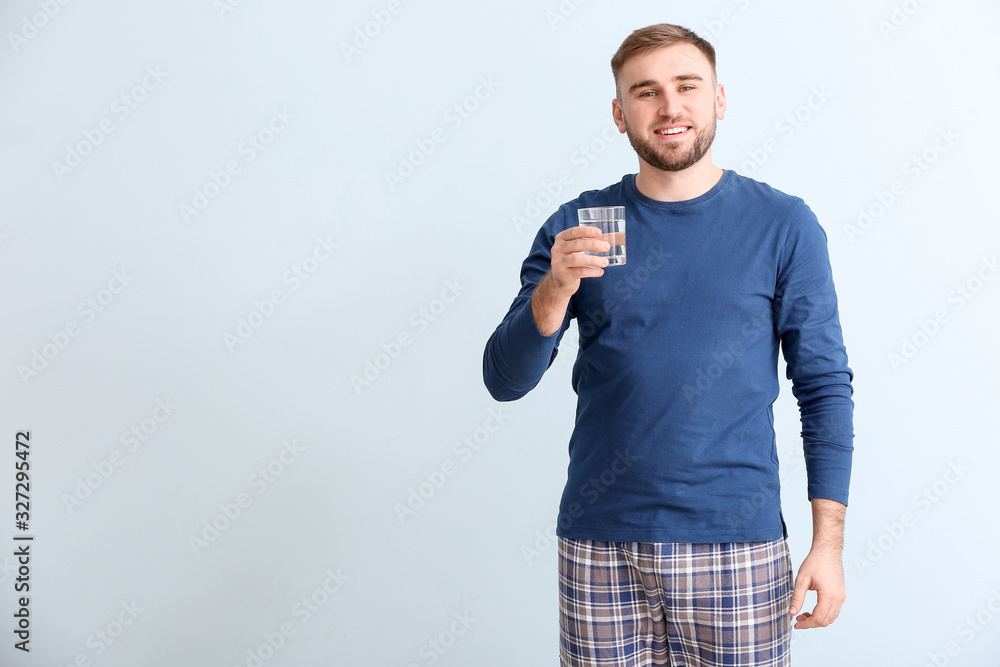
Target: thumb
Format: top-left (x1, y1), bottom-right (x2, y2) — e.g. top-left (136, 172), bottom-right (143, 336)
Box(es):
top-left (788, 572), bottom-right (810, 616)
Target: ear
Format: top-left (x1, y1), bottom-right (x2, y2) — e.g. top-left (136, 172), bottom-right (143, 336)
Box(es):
top-left (612, 98), bottom-right (627, 133)
top-left (715, 83), bottom-right (727, 121)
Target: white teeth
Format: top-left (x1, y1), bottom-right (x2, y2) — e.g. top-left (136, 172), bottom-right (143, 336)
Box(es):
top-left (658, 127), bottom-right (688, 135)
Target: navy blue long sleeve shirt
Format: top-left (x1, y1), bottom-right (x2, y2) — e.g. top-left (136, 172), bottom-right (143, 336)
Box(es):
top-left (483, 171), bottom-right (854, 543)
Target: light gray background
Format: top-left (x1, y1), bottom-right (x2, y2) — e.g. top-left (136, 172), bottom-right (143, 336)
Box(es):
top-left (2, 0), bottom-right (999, 665)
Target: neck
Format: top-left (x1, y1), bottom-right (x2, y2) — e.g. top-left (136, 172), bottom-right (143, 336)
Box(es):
top-left (634, 155), bottom-right (724, 202)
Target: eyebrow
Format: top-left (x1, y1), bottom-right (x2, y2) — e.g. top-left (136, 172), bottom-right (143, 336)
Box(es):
top-left (628, 73), bottom-right (704, 94)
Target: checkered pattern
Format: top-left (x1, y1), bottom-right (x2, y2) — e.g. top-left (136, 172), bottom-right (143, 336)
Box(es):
top-left (558, 538), bottom-right (792, 666)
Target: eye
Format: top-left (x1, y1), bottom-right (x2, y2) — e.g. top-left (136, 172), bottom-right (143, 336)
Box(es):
top-left (639, 90), bottom-right (656, 97)
top-left (679, 85), bottom-right (695, 92)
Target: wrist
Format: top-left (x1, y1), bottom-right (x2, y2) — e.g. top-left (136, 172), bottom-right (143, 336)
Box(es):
top-left (530, 274), bottom-right (571, 336)
top-left (809, 498), bottom-right (846, 553)
top-left (537, 271), bottom-right (573, 302)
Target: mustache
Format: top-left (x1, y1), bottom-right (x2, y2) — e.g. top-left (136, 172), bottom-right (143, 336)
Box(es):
top-left (650, 120), bottom-right (694, 129)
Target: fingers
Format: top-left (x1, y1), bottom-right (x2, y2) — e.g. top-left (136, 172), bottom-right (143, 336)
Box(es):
top-left (794, 605), bottom-right (841, 629)
top-left (544, 259), bottom-right (605, 296)
top-left (794, 605), bottom-right (828, 630)
top-left (807, 588), bottom-right (845, 628)
top-left (555, 236), bottom-right (611, 256)
top-left (552, 245), bottom-right (609, 266)
top-left (554, 227), bottom-right (609, 255)
top-left (551, 235), bottom-right (610, 273)
top-left (556, 226), bottom-right (604, 241)
top-left (790, 585), bottom-right (845, 629)
top-left (569, 267), bottom-right (606, 280)
top-left (560, 261), bottom-right (607, 278)
top-left (546, 226), bottom-right (611, 294)
top-left (788, 573), bottom-right (809, 618)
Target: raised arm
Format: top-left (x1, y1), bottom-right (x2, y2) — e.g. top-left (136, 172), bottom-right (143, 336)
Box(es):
top-left (531, 226), bottom-right (610, 334)
top-left (483, 225), bottom-right (609, 401)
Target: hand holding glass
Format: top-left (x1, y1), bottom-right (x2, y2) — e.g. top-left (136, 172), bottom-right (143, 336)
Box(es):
top-left (577, 206), bottom-right (626, 266)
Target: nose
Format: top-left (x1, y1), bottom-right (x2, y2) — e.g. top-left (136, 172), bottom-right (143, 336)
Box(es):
top-left (658, 92), bottom-right (683, 119)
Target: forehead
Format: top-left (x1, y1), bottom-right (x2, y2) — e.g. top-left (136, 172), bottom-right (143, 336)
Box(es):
top-left (619, 43), bottom-right (713, 83)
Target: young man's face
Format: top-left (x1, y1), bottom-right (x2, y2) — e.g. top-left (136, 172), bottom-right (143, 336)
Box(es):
top-left (613, 43), bottom-right (726, 173)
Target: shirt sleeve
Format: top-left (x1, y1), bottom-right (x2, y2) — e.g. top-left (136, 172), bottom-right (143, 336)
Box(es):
top-left (483, 215), bottom-right (574, 402)
top-left (774, 200), bottom-right (855, 505)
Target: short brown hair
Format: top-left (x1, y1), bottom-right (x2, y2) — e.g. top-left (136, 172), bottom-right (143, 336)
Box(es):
top-left (611, 24), bottom-right (717, 98)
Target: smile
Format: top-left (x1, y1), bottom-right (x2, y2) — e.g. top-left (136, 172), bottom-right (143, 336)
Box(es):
top-left (655, 127), bottom-right (690, 136)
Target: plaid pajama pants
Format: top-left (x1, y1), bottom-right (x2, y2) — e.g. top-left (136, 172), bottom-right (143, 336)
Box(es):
top-left (558, 537), bottom-right (792, 666)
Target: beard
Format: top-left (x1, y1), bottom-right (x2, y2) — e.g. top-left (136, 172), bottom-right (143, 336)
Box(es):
top-left (623, 110), bottom-right (717, 172)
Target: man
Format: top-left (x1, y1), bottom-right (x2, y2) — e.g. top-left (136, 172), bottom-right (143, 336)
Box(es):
top-left (483, 23), bottom-right (854, 667)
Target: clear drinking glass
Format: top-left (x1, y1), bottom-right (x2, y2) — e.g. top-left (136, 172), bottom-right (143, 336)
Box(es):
top-left (578, 206), bottom-right (626, 266)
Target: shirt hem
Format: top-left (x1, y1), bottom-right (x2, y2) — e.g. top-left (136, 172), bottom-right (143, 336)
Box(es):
top-left (556, 524), bottom-right (785, 544)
